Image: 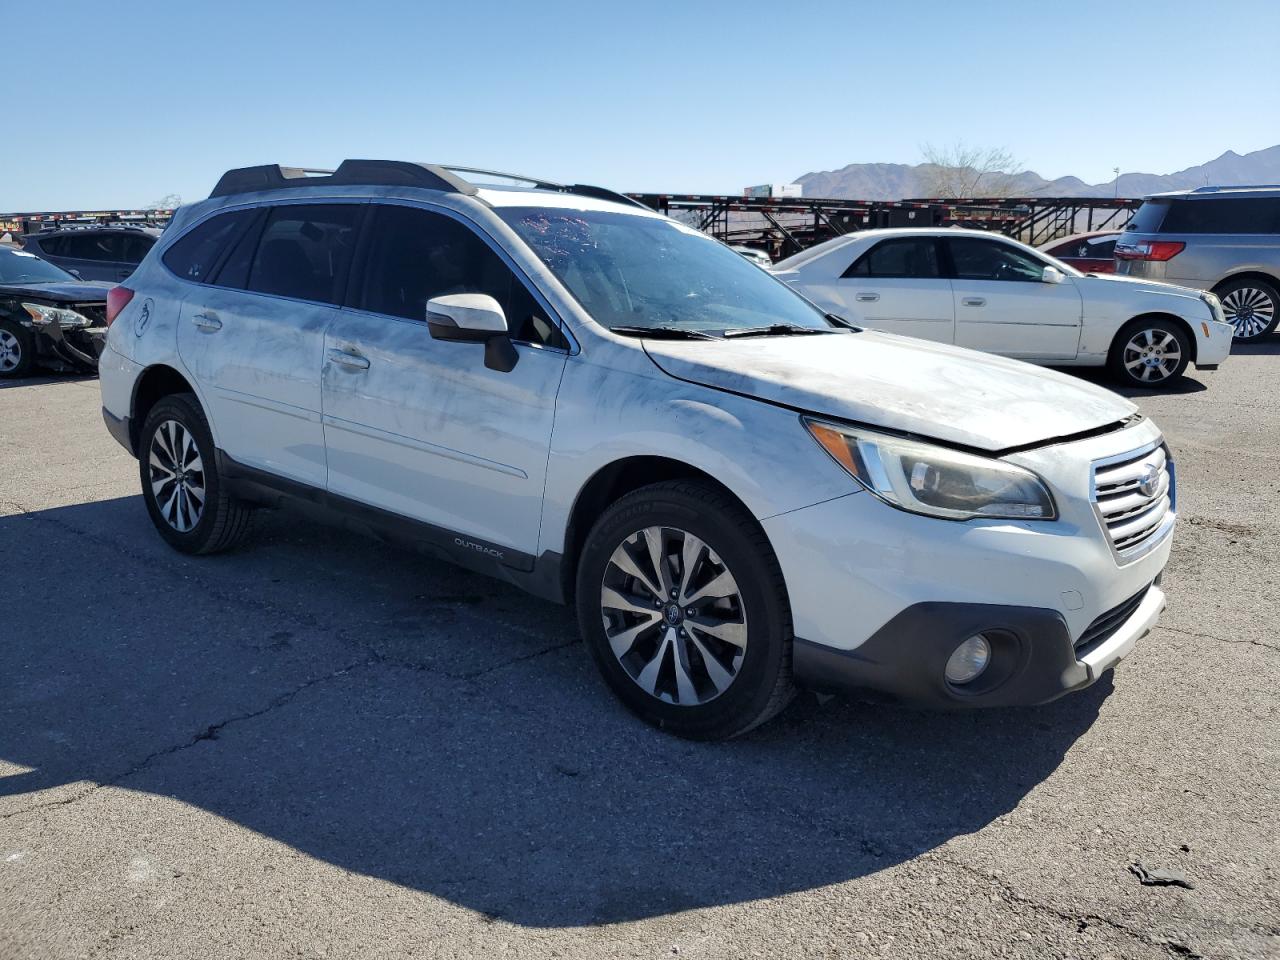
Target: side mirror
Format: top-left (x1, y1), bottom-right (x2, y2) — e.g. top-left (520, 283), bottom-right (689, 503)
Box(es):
top-left (69, 269), bottom-right (83, 279)
top-left (426, 293), bottom-right (518, 372)
top-left (1042, 265), bottom-right (1066, 284)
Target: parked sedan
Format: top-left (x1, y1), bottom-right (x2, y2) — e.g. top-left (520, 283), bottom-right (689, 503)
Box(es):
top-left (1040, 231), bottom-right (1120, 274)
top-left (20, 226), bottom-right (159, 282)
top-left (773, 228), bottom-right (1234, 388)
top-left (0, 247), bottom-right (111, 377)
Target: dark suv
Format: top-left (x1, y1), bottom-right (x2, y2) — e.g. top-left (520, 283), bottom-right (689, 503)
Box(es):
top-left (1115, 186), bottom-right (1280, 340)
top-left (21, 227), bottom-right (159, 282)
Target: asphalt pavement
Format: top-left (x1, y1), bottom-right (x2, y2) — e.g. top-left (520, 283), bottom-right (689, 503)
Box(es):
top-left (1, 347), bottom-right (1277, 959)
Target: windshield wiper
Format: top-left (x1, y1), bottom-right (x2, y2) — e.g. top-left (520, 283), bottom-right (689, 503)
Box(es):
top-left (721, 323), bottom-right (837, 339)
top-left (609, 325), bottom-right (721, 341)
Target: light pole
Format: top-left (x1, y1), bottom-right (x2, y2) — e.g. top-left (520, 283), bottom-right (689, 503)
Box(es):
top-left (1113, 167), bottom-right (1120, 198)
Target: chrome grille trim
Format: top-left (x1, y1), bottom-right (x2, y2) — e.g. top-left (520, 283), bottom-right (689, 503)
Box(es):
top-left (1090, 440), bottom-right (1175, 562)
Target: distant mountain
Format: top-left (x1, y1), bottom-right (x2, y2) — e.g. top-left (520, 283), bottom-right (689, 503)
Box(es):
top-left (794, 145), bottom-right (1280, 200)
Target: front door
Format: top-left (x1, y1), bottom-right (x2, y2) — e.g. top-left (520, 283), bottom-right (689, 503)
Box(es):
top-left (945, 237), bottom-right (1084, 360)
top-left (321, 203), bottom-right (570, 563)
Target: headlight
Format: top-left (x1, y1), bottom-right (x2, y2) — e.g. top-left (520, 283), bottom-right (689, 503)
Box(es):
top-left (21, 302), bottom-right (91, 328)
top-left (1199, 292), bottom-right (1225, 325)
top-left (804, 418), bottom-right (1056, 521)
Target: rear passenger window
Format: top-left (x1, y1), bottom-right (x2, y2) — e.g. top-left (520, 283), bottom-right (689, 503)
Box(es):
top-left (354, 204), bottom-right (567, 348)
top-left (163, 210), bottom-right (256, 283)
top-left (1160, 198), bottom-right (1280, 234)
top-left (246, 205), bottom-right (362, 304)
top-left (843, 237), bottom-right (940, 278)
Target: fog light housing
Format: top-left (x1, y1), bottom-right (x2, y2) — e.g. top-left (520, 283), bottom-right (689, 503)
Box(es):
top-left (945, 634), bottom-right (992, 685)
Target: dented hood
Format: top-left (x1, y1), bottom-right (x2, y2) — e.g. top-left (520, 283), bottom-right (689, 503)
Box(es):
top-left (643, 330), bottom-right (1137, 452)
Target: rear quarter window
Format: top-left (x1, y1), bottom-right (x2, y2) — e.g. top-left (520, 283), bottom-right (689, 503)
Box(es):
top-left (162, 210), bottom-right (257, 283)
top-left (1123, 200), bottom-right (1169, 234)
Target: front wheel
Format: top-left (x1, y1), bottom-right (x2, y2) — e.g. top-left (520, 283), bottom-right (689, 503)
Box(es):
top-left (575, 480), bottom-right (795, 740)
top-left (0, 319), bottom-right (36, 379)
top-left (139, 393), bottom-right (255, 554)
top-left (1107, 319), bottom-right (1191, 389)
top-left (1215, 277), bottom-right (1279, 341)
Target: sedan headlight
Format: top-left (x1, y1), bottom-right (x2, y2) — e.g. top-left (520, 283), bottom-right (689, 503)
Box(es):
top-left (22, 302), bottom-right (92, 328)
top-left (804, 419), bottom-right (1056, 521)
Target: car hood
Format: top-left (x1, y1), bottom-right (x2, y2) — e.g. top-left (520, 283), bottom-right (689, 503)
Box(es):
top-left (0, 280), bottom-right (113, 302)
top-left (1073, 272), bottom-right (1202, 300)
top-left (643, 330), bottom-right (1137, 452)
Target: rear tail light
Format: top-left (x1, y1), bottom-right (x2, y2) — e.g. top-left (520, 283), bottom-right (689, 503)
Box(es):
top-left (105, 286), bottom-right (135, 326)
top-left (1114, 240), bottom-right (1185, 262)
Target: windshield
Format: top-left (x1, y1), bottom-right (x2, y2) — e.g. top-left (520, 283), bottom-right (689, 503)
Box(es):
top-left (497, 207), bottom-right (833, 334)
top-left (0, 247), bottom-right (76, 284)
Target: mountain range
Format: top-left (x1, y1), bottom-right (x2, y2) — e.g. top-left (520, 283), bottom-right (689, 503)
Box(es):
top-left (795, 144), bottom-right (1280, 200)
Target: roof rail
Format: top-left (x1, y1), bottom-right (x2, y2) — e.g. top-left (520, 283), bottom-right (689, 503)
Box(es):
top-left (1189, 184), bottom-right (1280, 194)
top-left (209, 159), bottom-right (649, 211)
top-left (209, 160), bottom-right (479, 198)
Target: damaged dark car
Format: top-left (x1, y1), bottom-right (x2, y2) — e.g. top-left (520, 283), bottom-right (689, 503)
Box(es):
top-left (0, 246), bottom-right (111, 378)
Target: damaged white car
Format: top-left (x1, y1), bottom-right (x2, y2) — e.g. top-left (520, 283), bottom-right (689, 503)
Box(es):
top-left (100, 161), bottom-right (1174, 738)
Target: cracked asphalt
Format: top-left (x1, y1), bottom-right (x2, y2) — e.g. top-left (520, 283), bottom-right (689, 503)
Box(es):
top-left (1, 345), bottom-right (1278, 959)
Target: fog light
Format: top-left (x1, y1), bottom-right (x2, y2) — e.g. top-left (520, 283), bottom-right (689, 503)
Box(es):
top-left (945, 634), bottom-right (991, 685)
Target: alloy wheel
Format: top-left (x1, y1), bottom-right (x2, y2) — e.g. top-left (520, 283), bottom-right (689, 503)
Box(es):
top-left (1221, 286), bottom-right (1276, 339)
top-left (600, 526), bottom-right (748, 706)
top-left (1122, 328), bottom-right (1182, 383)
top-left (0, 329), bottom-right (22, 373)
top-left (148, 419), bottom-right (206, 533)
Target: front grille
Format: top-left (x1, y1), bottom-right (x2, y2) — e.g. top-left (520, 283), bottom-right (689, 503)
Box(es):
top-left (1092, 443), bottom-right (1174, 556)
top-left (73, 303), bottom-right (108, 326)
top-left (1075, 583), bottom-right (1152, 654)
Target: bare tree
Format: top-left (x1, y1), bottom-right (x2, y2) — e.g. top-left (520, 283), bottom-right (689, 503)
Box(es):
top-left (145, 192), bottom-right (182, 211)
top-left (917, 143), bottom-right (1021, 198)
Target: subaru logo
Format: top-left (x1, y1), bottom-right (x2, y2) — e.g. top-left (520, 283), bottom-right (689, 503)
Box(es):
top-left (1137, 463), bottom-right (1160, 498)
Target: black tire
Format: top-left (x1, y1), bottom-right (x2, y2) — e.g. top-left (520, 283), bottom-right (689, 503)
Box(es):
top-left (575, 480), bottom-right (795, 740)
top-left (0, 318), bottom-right (36, 379)
top-left (1107, 317), bottom-right (1191, 389)
top-left (1214, 276), bottom-right (1279, 341)
top-left (138, 393), bottom-right (255, 554)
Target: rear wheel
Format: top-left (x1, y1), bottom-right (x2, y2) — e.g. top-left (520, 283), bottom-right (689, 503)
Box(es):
top-left (1215, 277), bottom-right (1279, 341)
top-left (575, 480), bottom-right (795, 740)
top-left (139, 393), bottom-right (255, 554)
top-left (1108, 318), bottom-right (1191, 389)
top-left (0, 319), bottom-right (35, 379)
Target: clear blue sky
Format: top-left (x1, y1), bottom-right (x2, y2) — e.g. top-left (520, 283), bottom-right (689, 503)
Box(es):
top-left (2, 0), bottom-right (1276, 211)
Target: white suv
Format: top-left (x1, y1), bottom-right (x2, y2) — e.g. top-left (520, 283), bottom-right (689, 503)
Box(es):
top-left (99, 161), bottom-right (1175, 739)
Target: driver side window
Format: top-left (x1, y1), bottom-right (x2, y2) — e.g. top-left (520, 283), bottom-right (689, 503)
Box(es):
top-left (354, 204), bottom-right (567, 349)
top-left (947, 238), bottom-right (1045, 282)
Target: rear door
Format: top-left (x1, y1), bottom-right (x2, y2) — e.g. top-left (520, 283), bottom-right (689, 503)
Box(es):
top-left (321, 203), bottom-right (569, 561)
top-left (821, 236), bottom-right (954, 342)
top-left (944, 236), bottom-right (1084, 360)
top-left (175, 202), bottom-right (364, 488)
top-left (46, 231), bottom-right (133, 281)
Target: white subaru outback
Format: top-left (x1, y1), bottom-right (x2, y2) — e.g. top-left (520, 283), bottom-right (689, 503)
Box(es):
top-left (99, 161), bottom-right (1175, 739)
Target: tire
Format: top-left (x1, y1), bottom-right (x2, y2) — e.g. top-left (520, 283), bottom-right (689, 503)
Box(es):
top-left (1214, 277), bottom-right (1279, 341)
top-left (1107, 318), bottom-right (1191, 389)
top-left (138, 393), bottom-right (255, 554)
top-left (575, 480), bottom-right (796, 740)
top-left (0, 318), bottom-right (36, 379)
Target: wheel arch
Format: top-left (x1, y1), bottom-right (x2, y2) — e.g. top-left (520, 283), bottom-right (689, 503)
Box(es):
top-left (1211, 269), bottom-right (1280, 294)
top-left (558, 456), bottom-right (762, 604)
top-left (129, 364), bottom-right (199, 453)
top-left (1112, 312), bottom-right (1198, 364)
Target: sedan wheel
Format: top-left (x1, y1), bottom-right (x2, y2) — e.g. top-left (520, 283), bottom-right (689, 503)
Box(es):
top-left (1121, 327), bottom-right (1182, 384)
top-left (601, 525), bottom-right (748, 706)
top-left (1220, 284), bottom-right (1277, 340)
top-left (0, 329), bottom-right (22, 373)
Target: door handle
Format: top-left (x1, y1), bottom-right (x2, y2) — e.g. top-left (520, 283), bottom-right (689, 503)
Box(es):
top-left (327, 348), bottom-right (370, 370)
top-left (961, 297), bottom-right (987, 307)
top-left (855, 293), bottom-right (880, 302)
top-left (190, 312), bottom-right (222, 331)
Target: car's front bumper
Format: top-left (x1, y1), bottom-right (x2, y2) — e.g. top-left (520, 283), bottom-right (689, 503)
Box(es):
top-left (22, 315), bottom-right (107, 371)
top-left (1195, 318), bottom-right (1234, 367)
top-left (764, 421), bottom-right (1173, 707)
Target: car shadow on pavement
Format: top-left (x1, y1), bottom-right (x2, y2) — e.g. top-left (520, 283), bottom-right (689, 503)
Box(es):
top-left (0, 495), bottom-right (1111, 927)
